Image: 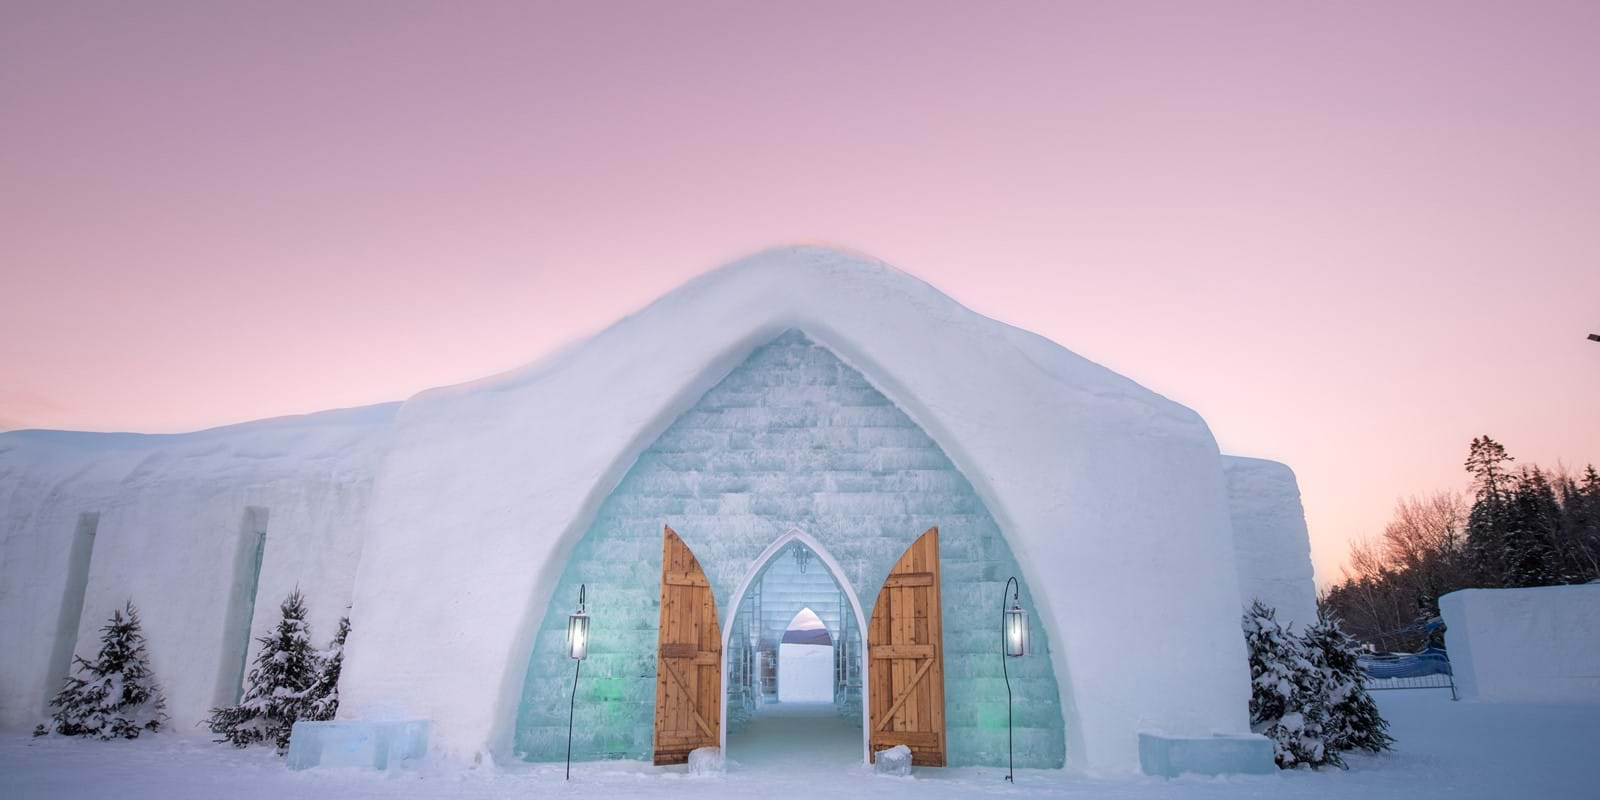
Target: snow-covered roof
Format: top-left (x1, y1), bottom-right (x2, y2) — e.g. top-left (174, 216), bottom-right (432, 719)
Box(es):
top-left (0, 403), bottom-right (398, 489)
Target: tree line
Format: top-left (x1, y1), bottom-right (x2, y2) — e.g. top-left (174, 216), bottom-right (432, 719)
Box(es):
top-left (1320, 436), bottom-right (1600, 652)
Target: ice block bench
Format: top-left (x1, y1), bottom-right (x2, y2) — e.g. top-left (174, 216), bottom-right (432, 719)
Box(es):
top-left (1138, 731), bottom-right (1275, 777)
top-left (286, 720), bottom-right (430, 771)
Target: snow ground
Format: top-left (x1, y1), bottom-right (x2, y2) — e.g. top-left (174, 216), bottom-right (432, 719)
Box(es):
top-left (3, 691), bottom-right (1596, 799)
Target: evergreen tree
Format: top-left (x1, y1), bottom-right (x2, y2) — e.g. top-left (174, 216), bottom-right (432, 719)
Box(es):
top-left (34, 602), bottom-right (167, 740)
top-left (1504, 467), bottom-right (1561, 587)
top-left (304, 616), bottom-right (349, 722)
top-left (1243, 601), bottom-right (1335, 769)
top-left (1556, 466), bottom-right (1600, 580)
top-left (1463, 436), bottom-right (1515, 585)
top-left (207, 590), bottom-right (318, 753)
top-left (1302, 611), bottom-right (1393, 755)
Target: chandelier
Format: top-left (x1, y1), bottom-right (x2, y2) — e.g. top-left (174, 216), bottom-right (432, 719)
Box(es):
top-left (791, 543), bottom-right (812, 574)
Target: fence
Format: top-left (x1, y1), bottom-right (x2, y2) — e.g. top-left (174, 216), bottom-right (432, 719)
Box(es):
top-left (1359, 646), bottom-right (1457, 700)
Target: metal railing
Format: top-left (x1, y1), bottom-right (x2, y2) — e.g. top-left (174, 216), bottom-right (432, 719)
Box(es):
top-left (1363, 673), bottom-right (1457, 698)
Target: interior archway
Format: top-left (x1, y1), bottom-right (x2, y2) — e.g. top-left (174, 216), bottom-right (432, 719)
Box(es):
top-left (721, 531), bottom-right (867, 766)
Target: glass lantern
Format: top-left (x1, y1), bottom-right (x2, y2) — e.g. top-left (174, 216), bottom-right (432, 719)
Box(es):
top-left (1004, 599), bottom-right (1030, 657)
top-left (567, 584), bottom-right (590, 661)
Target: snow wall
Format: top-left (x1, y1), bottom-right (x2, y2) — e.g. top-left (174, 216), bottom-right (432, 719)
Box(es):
top-left (341, 246), bottom-right (1259, 774)
top-left (0, 405), bottom-right (395, 730)
top-left (1441, 585), bottom-right (1600, 704)
top-left (1221, 457), bottom-right (1318, 631)
top-left (511, 332), bottom-right (1065, 767)
top-left (777, 644), bottom-right (834, 703)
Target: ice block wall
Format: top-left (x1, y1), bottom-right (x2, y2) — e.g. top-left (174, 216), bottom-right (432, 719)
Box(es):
top-left (513, 330), bottom-right (1065, 767)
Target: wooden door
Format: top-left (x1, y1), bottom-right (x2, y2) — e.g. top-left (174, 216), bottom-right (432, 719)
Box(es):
top-left (653, 526), bottom-right (722, 765)
top-left (868, 527), bottom-right (946, 766)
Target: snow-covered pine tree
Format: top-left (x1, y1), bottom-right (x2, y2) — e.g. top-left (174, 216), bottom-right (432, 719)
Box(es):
top-left (1243, 600), bottom-right (1335, 769)
top-left (1504, 467), bottom-right (1561, 587)
top-left (1302, 610), bottom-right (1393, 756)
top-left (304, 615), bottom-right (349, 722)
top-left (34, 602), bottom-right (167, 740)
top-left (1463, 436), bottom-right (1515, 586)
top-left (207, 589), bottom-right (318, 753)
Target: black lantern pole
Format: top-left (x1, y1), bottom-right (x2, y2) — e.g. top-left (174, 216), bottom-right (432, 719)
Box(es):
top-left (1000, 576), bottom-right (1030, 783)
top-left (565, 584), bottom-right (590, 781)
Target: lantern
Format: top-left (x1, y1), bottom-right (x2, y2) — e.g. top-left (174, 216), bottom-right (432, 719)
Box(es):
top-left (1000, 577), bottom-right (1029, 783)
top-left (567, 584), bottom-right (590, 661)
top-left (565, 584), bottom-right (590, 781)
top-left (1004, 597), bottom-right (1030, 657)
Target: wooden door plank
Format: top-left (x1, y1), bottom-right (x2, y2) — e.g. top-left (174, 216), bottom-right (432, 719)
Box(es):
top-left (654, 526), bottom-right (721, 765)
top-left (924, 528), bottom-right (945, 766)
top-left (873, 657), bottom-right (935, 731)
top-left (664, 570), bottom-right (708, 587)
top-left (867, 527), bottom-right (946, 765)
top-left (869, 644), bottom-right (935, 659)
top-left (660, 658), bottom-right (714, 737)
top-left (882, 572), bottom-right (934, 588)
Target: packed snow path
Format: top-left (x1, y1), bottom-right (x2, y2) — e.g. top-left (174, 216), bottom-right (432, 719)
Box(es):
top-left (3, 693), bottom-right (1596, 799)
top-left (727, 702), bottom-right (861, 769)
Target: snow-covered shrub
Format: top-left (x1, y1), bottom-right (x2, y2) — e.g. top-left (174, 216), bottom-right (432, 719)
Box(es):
top-left (1303, 610), bottom-right (1393, 755)
top-left (304, 615), bottom-right (349, 722)
top-left (207, 590), bottom-right (320, 753)
top-left (1243, 600), bottom-right (1333, 768)
top-left (34, 602), bottom-right (168, 740)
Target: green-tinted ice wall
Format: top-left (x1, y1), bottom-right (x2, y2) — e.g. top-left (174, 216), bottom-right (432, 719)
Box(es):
top-left (514, 330), bottom-right (1065, 767)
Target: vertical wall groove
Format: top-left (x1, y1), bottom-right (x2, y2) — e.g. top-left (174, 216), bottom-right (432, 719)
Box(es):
top-left (45, 511), bottom-right (100, 710)
top-left (215, 506), bottom-right (269, 707)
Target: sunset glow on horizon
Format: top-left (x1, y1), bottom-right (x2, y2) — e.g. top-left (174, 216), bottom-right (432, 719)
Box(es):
top-left (3, 1), bottom-right (1597, 588)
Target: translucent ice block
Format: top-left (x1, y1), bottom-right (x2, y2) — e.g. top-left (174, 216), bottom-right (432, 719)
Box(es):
top-left (1137, 731), bottom-right (1274, 777)
top-left (285, 720), bottom-right (430, 771)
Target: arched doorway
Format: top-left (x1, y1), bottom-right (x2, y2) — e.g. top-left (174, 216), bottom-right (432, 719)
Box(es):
top-left (721, 530), bottom-right (869, 765)
top-left (513, 330), bottom-right (1066, 769)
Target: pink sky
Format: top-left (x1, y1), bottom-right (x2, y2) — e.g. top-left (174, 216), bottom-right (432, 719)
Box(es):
top-left (3, 1), bottom-right (1597, 586)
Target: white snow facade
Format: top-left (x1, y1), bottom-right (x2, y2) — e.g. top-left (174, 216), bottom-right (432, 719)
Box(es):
top-left (0, 247), bottom-right (1317, 774)
top-left (0, 405), bottom-right (395, 731)
top-left (1441, 584), bottom-right (1600, 704)
top-left (1222, 457), bottom-right (1318, 631)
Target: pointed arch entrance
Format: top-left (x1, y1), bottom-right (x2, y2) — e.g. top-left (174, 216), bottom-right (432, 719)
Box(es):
top-left (720, 529), bottom-right (871, 762)
top-left (514, 329), bottom-right (1065, 769)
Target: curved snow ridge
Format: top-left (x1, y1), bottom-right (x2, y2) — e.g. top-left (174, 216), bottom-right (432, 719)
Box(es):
top-left (398, 245), bottom-right (1212, 438)
top-left (0, 403), bottom-right (401, 485)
